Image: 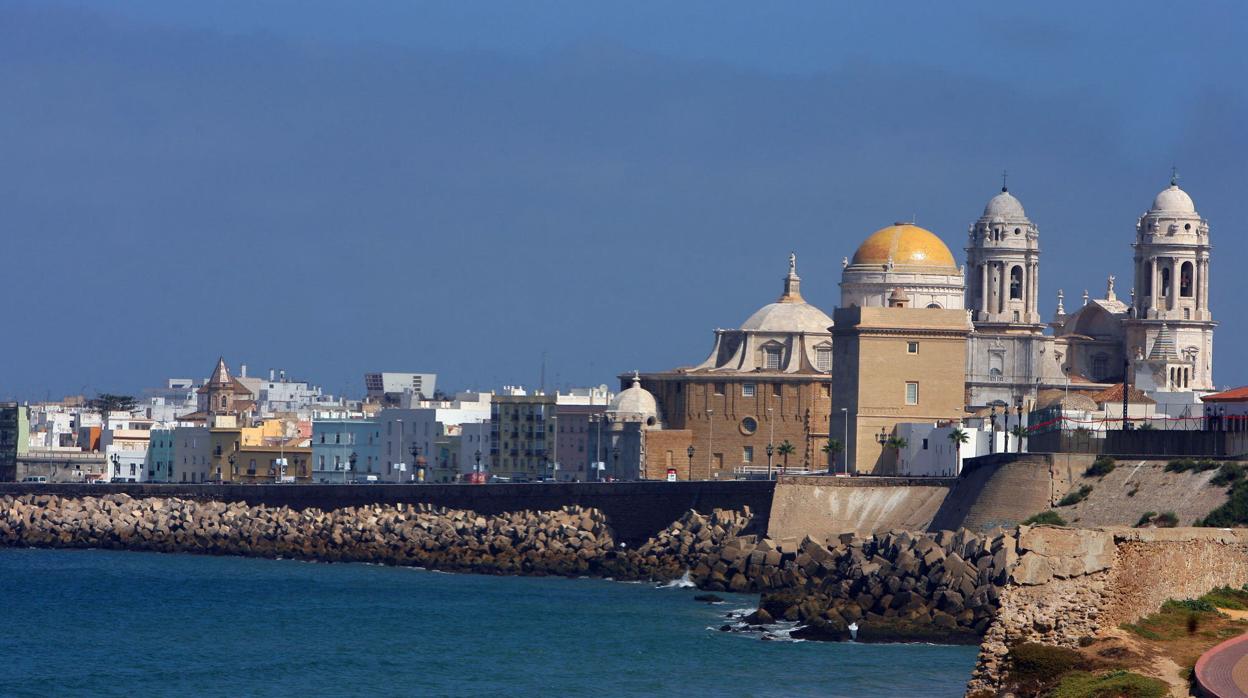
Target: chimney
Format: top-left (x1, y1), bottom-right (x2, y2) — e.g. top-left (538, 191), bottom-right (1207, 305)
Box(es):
top-left (269, 369), bottom-right (276, 381)
top-left (240, 364), bottom-right (248, 378)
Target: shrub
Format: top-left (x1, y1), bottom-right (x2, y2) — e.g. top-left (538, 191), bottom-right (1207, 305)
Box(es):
top-left (1007, 643), bottom-right (1083, 693)
top-left (1023, 510), bottom-right (1067, 526)
top-left (1050, 670), bottom-right (1168, 698)
top-left (1211, 463), bottom-right (1245, 488)
top-left (1084, 457), bottom-right (1117, 478)
top-left (1198, 586), bottom-right (1248, 611)
top-left (1154, 511), bottom-right (1179, 528)
top-left (1198, 480), bottom-right (1248, 527)
top-left (1059, 485), bottom-right (1093, 507)
top-left (1164, 598), bottom-right (1217, 613)
top-left (1166, 458), bottom-right (1197, 473)
top-left (1135, 512), bottom-right (1157, 527)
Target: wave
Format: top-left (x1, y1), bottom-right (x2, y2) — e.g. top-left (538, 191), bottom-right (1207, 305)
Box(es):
top-left (657, 569), bottom-right (696, 589)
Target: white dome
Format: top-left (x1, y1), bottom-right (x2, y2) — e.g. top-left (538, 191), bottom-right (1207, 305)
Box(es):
top-left (609, 373), bottom-right (657, 420)
top-left (1150, 184), bottom-right (1196, 214)
top-left (740, 301), bottom-right (833, 333)
top-left (983, 189), bottom-right (1026, 218)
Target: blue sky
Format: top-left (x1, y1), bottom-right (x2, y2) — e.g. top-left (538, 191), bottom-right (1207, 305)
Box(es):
top-left (2, 1), bottom-right (1246, 399)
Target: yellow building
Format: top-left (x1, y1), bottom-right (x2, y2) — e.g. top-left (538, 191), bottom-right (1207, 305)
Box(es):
top-left (831, 223), bottom-right (971, 475)
top-left (209, 426), bottom-right (312, 483)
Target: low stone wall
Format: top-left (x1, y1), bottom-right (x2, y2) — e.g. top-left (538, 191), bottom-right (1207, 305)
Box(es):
top-left (768, 476), bottom-right (953, 542)
top-left (966, 527), bottom-right (1248, 696)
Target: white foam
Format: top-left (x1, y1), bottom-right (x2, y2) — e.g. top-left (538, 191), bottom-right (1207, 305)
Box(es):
top-left (658, 569), bottom-right (696, 589)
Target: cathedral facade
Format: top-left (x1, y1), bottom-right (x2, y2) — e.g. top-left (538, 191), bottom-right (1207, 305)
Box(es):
top-left (963, 176), bottom-right (1215, 410)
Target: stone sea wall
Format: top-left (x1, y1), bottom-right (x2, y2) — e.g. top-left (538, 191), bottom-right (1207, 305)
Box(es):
top-left (966, 527), bottom-right (1248, 696)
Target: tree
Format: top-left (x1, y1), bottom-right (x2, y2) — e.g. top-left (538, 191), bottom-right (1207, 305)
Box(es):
top-left (1010, 425), bottom-right (1028, 453)
top-left (822, 438), bottom-right (845, 473)
top-left (777, 440), bottom-right (796, 473)
top-left (884, 436), bottom-right (908, 471)
top-left (947, 427), bottom-right (969, 474)
top-left (89, 393), bottom-right (137, 427)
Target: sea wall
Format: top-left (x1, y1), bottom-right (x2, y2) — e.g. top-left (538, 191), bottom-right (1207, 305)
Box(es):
top-left (966, 526), bottom-right (1248, 696)
top-left (767, 476), bottom-right (953, 542)
top-left (0, 480), bottom-right (775, 547)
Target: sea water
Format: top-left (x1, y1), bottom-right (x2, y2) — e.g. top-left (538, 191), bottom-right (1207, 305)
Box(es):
top-left (0, 549), bottom-right (977, 697)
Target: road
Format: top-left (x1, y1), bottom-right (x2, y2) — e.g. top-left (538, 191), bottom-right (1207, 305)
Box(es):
top-left (1196, 632), bottom-right (1248, 698)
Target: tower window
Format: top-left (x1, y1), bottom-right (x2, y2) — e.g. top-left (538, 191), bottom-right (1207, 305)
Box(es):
top-left (1009, 266), bottom-right (1023, 300)
top-left (1180, 261), bottom-right (1194, 297)
top-left (1160, 267), bottom-right (1171, 297)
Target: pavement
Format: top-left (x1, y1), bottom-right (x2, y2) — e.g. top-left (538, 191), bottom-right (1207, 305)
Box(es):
top-left (1196, 632), bottom-right (1248, 697)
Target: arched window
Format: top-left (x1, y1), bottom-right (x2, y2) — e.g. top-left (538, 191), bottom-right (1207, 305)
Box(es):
top-left (1143, 263), bottom-right (1152, 296)
top-left (220, 396), bottom-right (228, 409)
top-left (1009, 266), bottom-right (1023, 300)
top-left (1180, 261), bottom-right (1194, 297)
top-left (1160, 267), bottom-right (1171, 297)
top-left (1091, 353), bottom-right (1109, 381)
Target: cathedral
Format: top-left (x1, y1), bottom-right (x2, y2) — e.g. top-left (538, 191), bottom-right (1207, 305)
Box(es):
top-left (616, 174), bottom-right (1215, 477)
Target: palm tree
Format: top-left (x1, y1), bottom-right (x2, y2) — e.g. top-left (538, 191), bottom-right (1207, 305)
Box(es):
top-left (777, 440), bottom-right (796, 474)
top-left (884, 436), bottom-right (908, 472)
top-left (822, 438), bottom-right (845, 474)
top-left (947, 428), bottom-right (969, 475)
top-left (1010, 425), bottom-right (1028, 453)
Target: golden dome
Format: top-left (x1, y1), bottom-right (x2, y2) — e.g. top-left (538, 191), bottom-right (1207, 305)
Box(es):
top-left (850, 223), bottom-right (957, 269)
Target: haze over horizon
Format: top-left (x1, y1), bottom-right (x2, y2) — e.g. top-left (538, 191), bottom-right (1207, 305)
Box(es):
top-left (3, 1), bottom-right (1246, 400)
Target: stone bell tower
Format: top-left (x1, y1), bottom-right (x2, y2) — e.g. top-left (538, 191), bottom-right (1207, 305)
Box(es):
top-left (965, 179), bottom-right (1043, 332)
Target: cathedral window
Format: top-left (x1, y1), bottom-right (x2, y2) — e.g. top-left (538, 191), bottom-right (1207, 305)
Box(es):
top-left (1092, 354), bottom-right (1109, 381)
top-left (763, 346), bottom-right (782, 370)
top-left (1009, 266), bottom-right (1023, 300)
top-left (1180, 262), bottom-right (1194, 297)
top-left (742, 383), bottom-right (756, 398)
top-left (1160, 267), bottom-right (1171, 297)
top-left (815, 346), bottom-right (833, 371)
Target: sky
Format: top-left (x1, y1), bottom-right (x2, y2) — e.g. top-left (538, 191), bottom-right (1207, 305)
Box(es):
top-left (2, 1), bottom-right (1247, 400)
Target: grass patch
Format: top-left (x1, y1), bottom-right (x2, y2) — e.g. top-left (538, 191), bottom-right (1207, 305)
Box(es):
top-left (1120, 623), bottom-right (1163, 640)
top-left (1049, 670), bottom-right (1168, 698)
top-left (1006, 642), bottom-right (1083, 695)
top-left (1123, 598), bottom-right (1224, 641)
top-left (1135, 512), bottom-right (1157, 527)
top-left (1084, 456), bottom-right (1117, 478)
top-left (1210, 463), bottom-right (1245, 488)
top-left (1166, 458), bottom-right (1222, 473)
top-left (1198, 480), bottom-right (1248, 527)
top-left (1023, 510), bottom-right (1067, 526)
top-left (1198, 586), bottom-right (1248, 611)
top-left (1059, 485), bottom-right (1093, 507)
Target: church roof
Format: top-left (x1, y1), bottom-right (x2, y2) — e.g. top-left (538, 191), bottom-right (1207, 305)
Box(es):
top-left (1089, 383), bottom-right (1155, 406)
top-left (1147, 324), bottom-right (1180, 361)
top-left (1150, 183), bottom-right (1196, 214)
top-left (983, 187), bottom-right (1027, 219)
top-left (739, 254), bottom-right (833, 334)
top-left (850, 223), bottom-right (958, 270)
top-left (1202, 387), bottom-right (1248, 403)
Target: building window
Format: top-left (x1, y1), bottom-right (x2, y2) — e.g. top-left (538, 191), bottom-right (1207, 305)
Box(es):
top-left (905, 382), bottom-right (919, 405)
top-left (820, 384), bottom-right (830, 397)
top-left (713, 383), bottom-right (725, 396)
top-left (922, 438), bottom-right (928, 450)
top-left (1180, 261), bottom-right (1194, 297)
top-left (1160, 267), bottom-right (1171, 297)
top-left (907, 342), bottom-right (919, 354)
top-left (742, 446), bottom-right (753, 464)
top-left (763, 346), bottom-right (782, 370)
top-left (815, 346), bottom-right (832, 372)
top-left (1009, 266), bottom-right (1023, 299)
top-left (740, 417), bottom-right (758, 435)
top-left (1091, 354), bottom-right (1108, 381)
top-left (742, 383), bottom-right (755, 398)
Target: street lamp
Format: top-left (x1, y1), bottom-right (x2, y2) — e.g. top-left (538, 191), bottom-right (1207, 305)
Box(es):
top-left (110, 453), bottom-right (120, 483)
top-left (409, 443), bottom-right (420, 484)
top-left (840, 407), bottom-right (849, 476)
top-left (226, 455), bottom-right (234, 483)
top-left (612, 446), bottom-right (620, 482)
top-left (706, 408), bottom-right (715, 481)
top-left (550, 414), bottom-right (559, 482)
top-left (765, 443), bottom-right (774, 480)
top-left (474, 449), bottom-right (482, 475)
top-left (686, 444), bottom-right (695, 479)
top-left (347, 451), bottom-right (357, 485)
top-left (989, 405), bottom-right (997, 455)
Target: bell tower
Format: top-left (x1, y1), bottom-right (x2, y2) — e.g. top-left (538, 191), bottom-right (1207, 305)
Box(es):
top-left (965, 178), bottom-right (1043, 332)
top-left (1127, 171), bottom-right (1215, 390)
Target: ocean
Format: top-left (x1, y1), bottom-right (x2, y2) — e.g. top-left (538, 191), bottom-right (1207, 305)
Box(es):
top-left (0, 549), bottom-right (977, 697)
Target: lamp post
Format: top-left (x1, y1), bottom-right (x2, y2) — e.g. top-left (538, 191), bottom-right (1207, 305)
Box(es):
top-left (989, 406), bottom-right (997, 455)
top-left (347, 451), bottom-right (356, 485)
top-left (474, 449), bottom-right (482, 475)
top-left (706, 408), bottom-right (714, 481)
top-left (1003, 405), bottom-right (1010, 453)
top-left (409, 443), bottom-right (420, 484)
top-left (840, 407), bottom-right (848, 476)
top-left (612, 446), bottom-right (620, 482)
top-left (765, 443), bottom-right (774, 480)
top-left (110, 453), bottom-right (120, 483)
top-left (1015, 399), bottom-right (1024, 453)
top-left (686, 445), bottom-right (695, 479)
top-left (226, 455), bottom-right (234, 484)
top-left (551, 415), bottom-right (559, 482)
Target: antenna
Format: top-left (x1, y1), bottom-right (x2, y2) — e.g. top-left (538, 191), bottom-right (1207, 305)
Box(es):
top-left (539, 350), bottom-right (547, 395)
